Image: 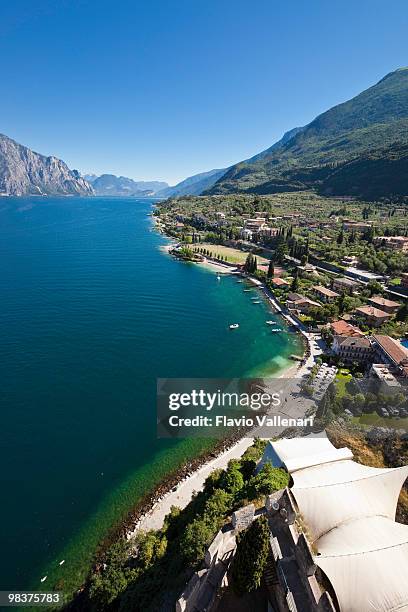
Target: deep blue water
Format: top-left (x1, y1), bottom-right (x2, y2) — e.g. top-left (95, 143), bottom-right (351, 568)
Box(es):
top-left (0, 197), bottom-right (300, 593)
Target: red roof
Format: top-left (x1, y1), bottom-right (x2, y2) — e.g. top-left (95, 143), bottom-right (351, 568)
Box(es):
top-left (355, 306), bottom-right (391, 319)
top-left (372, 335), bottom-right (408, 366)
top-left (273, 277), bottom-right (289, 286)
top-left (330, 320), bottom-right (364, 337)
top-left (368, 296), bottom-right (400, 309)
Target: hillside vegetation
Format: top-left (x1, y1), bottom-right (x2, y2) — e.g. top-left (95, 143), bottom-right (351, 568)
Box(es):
top-left (208, 68), bottom-right (408, 199)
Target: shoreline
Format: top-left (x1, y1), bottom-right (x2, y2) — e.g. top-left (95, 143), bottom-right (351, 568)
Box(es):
top-left (127, 436), bottom-right (254, 536)
top-left (123, 237), bottom-right (311, 539)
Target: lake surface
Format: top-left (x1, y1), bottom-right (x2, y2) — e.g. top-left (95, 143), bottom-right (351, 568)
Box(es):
top-left (0, 197), bottom-right (301, 594)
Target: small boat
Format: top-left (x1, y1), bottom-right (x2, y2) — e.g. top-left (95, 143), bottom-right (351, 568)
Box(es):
top-left (266, 320), bottom-right (277, 325)
top-left (237, 280), bottom-right (243, 283)
top-left (216, 275), bottom-right (221, 280)
top-left (243, 289), bottom-right (251, 292)
top-left (271, 328), bottom-right (283, 333)
top-left (251, 296), bottom-right (259, 300)
top-left (252, 300), bottom-right (261, 304)
top-left (229, 323), bottom-right (239, 329)
top-left (59, 560), bottom-right (65, 566)
top-left (40, 576), bottom-right (47, 583)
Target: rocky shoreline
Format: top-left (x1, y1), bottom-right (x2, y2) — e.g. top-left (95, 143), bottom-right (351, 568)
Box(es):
top-left (91, 429), bottom-right (249, 565)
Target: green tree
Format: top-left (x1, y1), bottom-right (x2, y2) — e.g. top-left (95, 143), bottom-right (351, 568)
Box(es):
top-left (232, 515), bottom-right (270, 596)
top-left (89, 540), bottom-right (138, 608)
top-left (397, 301), bottom-right (408, 322)
top-left (291, 269), bottom-right (299, 292)
top-left (247, 464), bottom-right (289, 499)
top-left (222, 461), bottom-right (244, 494)
top-left (179, 518), bottom-right (214, 564)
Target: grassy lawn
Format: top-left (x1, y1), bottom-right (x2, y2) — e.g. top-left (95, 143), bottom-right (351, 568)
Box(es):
top-left (197, 243), bottom-right (271, 265)
top-left (335, 370), bottom-right (352, 398)
top-left (352, 413), bottom-right (408, 429)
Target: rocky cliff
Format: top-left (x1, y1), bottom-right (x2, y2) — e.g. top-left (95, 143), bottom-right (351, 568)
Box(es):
top-left (0, 133), bottom-right (94, 196)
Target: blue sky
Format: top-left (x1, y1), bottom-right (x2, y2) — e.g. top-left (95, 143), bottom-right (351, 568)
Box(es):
top-left (1, 0), bottom-right (408, 184)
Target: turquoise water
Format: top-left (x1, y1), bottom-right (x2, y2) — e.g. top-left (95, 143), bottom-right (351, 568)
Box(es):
top-left (0, 197), bottom-right (301, 594)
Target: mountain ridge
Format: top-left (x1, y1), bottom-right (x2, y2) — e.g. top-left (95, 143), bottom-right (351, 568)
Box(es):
top-left (208, 67), bottom-right (408, 199)
top-left (156, 167), bottom-right (228, 198)
top-left (88, 174), bottom-right (168, 196)
top-left (0, 133), bottom-right (93, 196)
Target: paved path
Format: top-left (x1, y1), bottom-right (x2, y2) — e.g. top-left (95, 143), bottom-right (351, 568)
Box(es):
top-left (128, 438), bottom-right (254, 536)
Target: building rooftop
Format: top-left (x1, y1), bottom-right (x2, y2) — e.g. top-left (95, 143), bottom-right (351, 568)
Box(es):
top-left (272, 277), bottom-right (289, 286)
top-left (336, 336), bottom-right (372, 349)
top-left (355, 305), bottom-right (391, 319)
top-left (345, 267), bottom-right (384, 281)
top-left (330, 320), bottom-right (364, 337)
top-left (312, 285), bottom-right (340, 298)
top-left (372, 334), bottom-right (408, 366)
top-left (333, 276), bottom-right (359, 287)
top-left (368, 295), bottom-right (400, 309)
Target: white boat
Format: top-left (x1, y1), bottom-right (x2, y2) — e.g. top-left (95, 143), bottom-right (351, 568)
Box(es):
top-left (243, 289), bottom-right (251, 292)
top-left (266, 320), bottom-right (277, 325)
top-left (271, 328), bottom-right (283, 333)
top-left (252, 300), bottom-right (261, 304)
top-left (237, 280), bottom-right (243, 283)
top-left (229, 323), bottom-right (239, 329)
top-left (216, 275), bottom-right (221, 280)
top-left (59, 560), bottom-right (65, 566)
top-left (40, 576), bottom-right (47, 583)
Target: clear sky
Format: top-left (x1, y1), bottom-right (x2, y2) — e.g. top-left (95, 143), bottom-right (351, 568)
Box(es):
top-left (1, 0), bottom-right (408, 185)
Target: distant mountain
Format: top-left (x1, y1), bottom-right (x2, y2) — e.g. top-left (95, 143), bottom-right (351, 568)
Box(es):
top-left (0, 133), bottom-right (93, 196)
top-left (156, 167), bottom-right (228, 198)
top-left (208, 67), bottom-right (408, 199)
top-left (89, 174), bottom-right (168, 196)
top-left (83, 173), bottom-right (98, 183)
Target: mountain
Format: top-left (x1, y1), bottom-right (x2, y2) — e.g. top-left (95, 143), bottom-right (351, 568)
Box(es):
top-left (156, 167), bottom-right (228, 198)
top-left (247, 126), bottom-right (305, 163)
top-left (0, 134), bottom-right (94, 196)
top-left (208, 67), bottom-right (408, 199)
top-left (89, 174), bottom-right (168, 196)
top-left (83, 173), bottom-right (98, 183)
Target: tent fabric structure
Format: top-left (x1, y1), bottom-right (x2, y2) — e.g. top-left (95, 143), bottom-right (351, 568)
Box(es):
top-left (264, 433), bottom-right (408, 612)
top-left (267, 433), bottom-right (353, 473)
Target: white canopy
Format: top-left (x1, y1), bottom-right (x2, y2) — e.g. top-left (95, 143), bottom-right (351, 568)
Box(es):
top-left (317, 517), bottom-right (408, 612)
top-left (268, 432), bottom-right (352, 473)
top-left (266, 433), bottom-right (408, 612)
top-left (292, 464), bottom-right (408, 540)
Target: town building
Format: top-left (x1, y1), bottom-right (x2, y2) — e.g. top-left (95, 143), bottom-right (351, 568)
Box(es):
top-left (286, 294), bottom-right (320, 314)
top-left (369, 363), bottom-right (401, 387)
top-left (374, 235), bottom-right (408, 252)
top-left (368, 295), bottom-right (400, 315)
top-left (312, 285), bottom-right (340, 303)
top-left (342, 220), bottom-right (372, 232)
top-left (332, 276), bottom-right (360, 295)
top-left (272, 277), bottom-right (290, 288)
top-left (354, 305), bottom-right (392, 327)
top-left (345, 267), bottom-right (384, 283)
top-left (371, 334), bottom-right (408, 377)
top-left (239, 228), bottom-right (253, 241)
top-left (341, 255), bottom-right (359, 267)
top-left (332, 336), bottom-right (374, 364)
top-left (329, 320), bottom-right (364, 337)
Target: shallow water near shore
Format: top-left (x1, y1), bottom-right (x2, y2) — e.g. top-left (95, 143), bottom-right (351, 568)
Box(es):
top-left (0, 197), bottom-right (302, 596)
